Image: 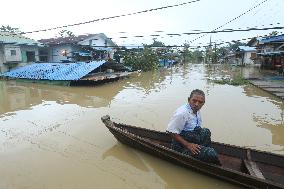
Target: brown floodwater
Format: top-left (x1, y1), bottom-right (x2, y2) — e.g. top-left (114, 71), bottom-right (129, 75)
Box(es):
top-left (0, 64), bottom-right (283, 189)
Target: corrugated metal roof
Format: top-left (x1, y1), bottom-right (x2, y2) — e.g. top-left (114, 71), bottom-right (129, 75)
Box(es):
top-left (1, 61), bottom-right (106, 80)
top-left (238, 46), bottom-right (256, 52)
top-left (159, 59), bottom-right (174, 67)
top-left (39, 33), bottom-right (117, 47)
top-left (39, 34), bottom-right (96, 45)
top-left (0, 32), bottom-right (42, 46)
top-left (260, 34), bottom-right (284, 44)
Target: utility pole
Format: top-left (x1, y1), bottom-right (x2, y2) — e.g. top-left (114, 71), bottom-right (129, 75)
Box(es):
top-left (213, 43), bottom-right (217, 64)
top-left (207, 36), bottom-right (212, 64)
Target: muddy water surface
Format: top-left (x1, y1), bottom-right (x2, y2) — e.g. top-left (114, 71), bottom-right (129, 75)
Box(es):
top-left (0, 64), bottom-right (283, 189)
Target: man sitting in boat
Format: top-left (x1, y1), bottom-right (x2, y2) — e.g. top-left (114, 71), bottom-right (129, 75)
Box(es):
top-left (166, 89), bottom-right (221, 165)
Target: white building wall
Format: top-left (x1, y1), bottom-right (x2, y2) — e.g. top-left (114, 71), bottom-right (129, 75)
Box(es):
top-left (79, 36), bottom-right (116, 59)
top-left (44, 35), bottom-right (117, 62)
top-left (244, 52), bottom-right (254, 65)
top-left (263, 46), bottom-right (274, 53)
top-left (0, 45), bottom-right (40, 73)
top-left (79, 36), bottom-right (107, 47)
top-left (48, 45), bottom-right (75, 62)
top-left (0, 45), bottom-right (4, 72)
top-left (4, 45), bottom-right (22, 62)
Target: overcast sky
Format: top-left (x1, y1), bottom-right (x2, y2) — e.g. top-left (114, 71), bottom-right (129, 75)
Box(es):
top-left (1, 0), bottom-right (283, 48)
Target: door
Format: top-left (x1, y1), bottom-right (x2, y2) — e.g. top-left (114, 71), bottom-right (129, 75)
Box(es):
top-left (26, 51), bottom-right (35, 62)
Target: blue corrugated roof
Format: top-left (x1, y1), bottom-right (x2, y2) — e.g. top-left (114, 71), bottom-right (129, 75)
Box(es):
top-left (1, 61), bottom-right (106, 80)
top-left (159, 59), bottom-right (174, 67)
top-left (260, 34), bottom-right (284, 43)
top-left (238, 46), bottom-right (256, 52)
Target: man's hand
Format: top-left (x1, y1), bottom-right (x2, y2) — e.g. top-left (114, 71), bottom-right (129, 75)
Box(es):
top-left (169, 133), bottom-right (201, 155)
top-left (185, 143), bottom-right (201, 155)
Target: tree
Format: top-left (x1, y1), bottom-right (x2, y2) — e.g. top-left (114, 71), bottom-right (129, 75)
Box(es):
top-left (58, 30), bottom-right (75, 37)
top-left (144, 39), bottom-right (176, 63)
top-left (269, 31), bottom-right (278, 36)
top-left (228, 41), bottom-right (246, 51)
top-left (146, 38), bottom-right (165, 47)
top-left (123, 47), bottom-right (159, 71)
top-left (209, 45), bottom-right (229, 64)
top-left (181, 43), bottom-right (193, 63)
top-left (192, 49), bottom-right (204, 63)
top-left (0, 25), bottom-right (20, 33)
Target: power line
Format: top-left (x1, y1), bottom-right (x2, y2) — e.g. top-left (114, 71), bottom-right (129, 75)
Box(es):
top-left (2, 25), bottom-right (282, 47)
top-left (182, 26), bottom-right (283, 35)
top-left (111, 25), bottom-right (283, 46)
top-left (20, 0), bottom-right (201, 35)
top-left (189, 0), bottom-right (270, 44)
top-left (114, 25), bottom-right (283, 38)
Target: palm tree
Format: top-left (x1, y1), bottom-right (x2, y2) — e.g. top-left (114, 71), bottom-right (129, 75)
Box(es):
top-left (0, 25), bottom-right (20, 33)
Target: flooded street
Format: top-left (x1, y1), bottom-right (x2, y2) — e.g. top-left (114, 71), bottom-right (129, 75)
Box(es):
top-left (0, 64), bottom-right (283, 189)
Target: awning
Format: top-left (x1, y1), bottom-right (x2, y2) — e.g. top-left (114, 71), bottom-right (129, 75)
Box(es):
top-left (257, 51), bottom-right (284, 56)
top-left (72, 51), bottom-right (91, 57)
top-left (92, 47), bottom-right (113, 51)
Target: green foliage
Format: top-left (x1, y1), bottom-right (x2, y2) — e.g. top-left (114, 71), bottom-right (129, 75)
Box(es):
top-left (269, 31), bottom-right (278, 36)
top-left (204, 41), bottom-right (246, 63)
top-left (146, 38), bottom-right (165, 47)
top-left (123, 47), bottom-right (159, 71)
top-left (0, 25), bottom-right (20, 33)
top-left (210, 75), bottom-right (248, 86)
top-left (181, 43), bottom-right (204, 63)
top-left (192, 50), bottom-right (204, 62)
top-left (181, 43), bottom-right (193, 62)
top-left (228, 41), bottom-right (246, 51)
top-left (155, 47), bottom-right (177, 62)
top-left (58, 30), bottom-right (75, 37)
top-left (209, 46), bottom-right (229, 63)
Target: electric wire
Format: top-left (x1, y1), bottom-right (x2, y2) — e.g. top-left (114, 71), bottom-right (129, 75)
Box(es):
top-left (19, 0), bottom-right (201, 35)
top-left (189, 0), bottom-right (271, 44)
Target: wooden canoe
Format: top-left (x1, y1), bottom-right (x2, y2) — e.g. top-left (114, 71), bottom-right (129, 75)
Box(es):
top-left (101, 115), bottom-right (284, 189)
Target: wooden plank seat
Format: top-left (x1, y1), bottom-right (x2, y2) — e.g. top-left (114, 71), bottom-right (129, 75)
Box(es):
top-left (244, 150), bottom-right (265, 179)
top-left (243, 159), bottom-right (265, 179)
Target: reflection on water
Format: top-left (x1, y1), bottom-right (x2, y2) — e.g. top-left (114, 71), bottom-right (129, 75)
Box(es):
top-left (0, 64), bottom-right (283, 189)
top-left (0, 68), bottom-right (172, 115)
top-left (0, 81), bottom-right (124, 115)
top-left (243, 79), bottom-right (284, 149)
top-left (103, 144), bottom-right (241, 189)
top-left (103, 143), bottom-right (149, 172)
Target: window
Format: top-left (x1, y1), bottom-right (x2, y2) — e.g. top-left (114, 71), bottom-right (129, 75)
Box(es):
top-left (10, 50), bottom-right (16, 56)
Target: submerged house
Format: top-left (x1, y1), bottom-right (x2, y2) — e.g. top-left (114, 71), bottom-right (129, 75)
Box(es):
top-left (1, 60), bottom-right (133, 86)
top-left (0, 32), bottom-right (42, 73)
top-left (38, 33), bottom-right (117, 63)
top-left (235, 46), bottom-right (257, 66)
top-left (257, 34), bottom-right (284, 72)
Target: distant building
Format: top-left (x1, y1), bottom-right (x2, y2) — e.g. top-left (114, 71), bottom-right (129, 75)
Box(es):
top-left (1, 60), bottom-right (133, 86)
top-left (39, 33), bottom-right (117, 63)
top-left (257, 34), bottom-right (284, 72)
top-left (0, 32), bottom-right (42, 73)
top-left (247, 37), bottom-right (262, 47)
top-left (235, 46), bottom-right (257, 65)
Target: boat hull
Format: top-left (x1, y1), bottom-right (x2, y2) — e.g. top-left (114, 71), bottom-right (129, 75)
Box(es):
top-left (102, 115), bottom-right (284, 189)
